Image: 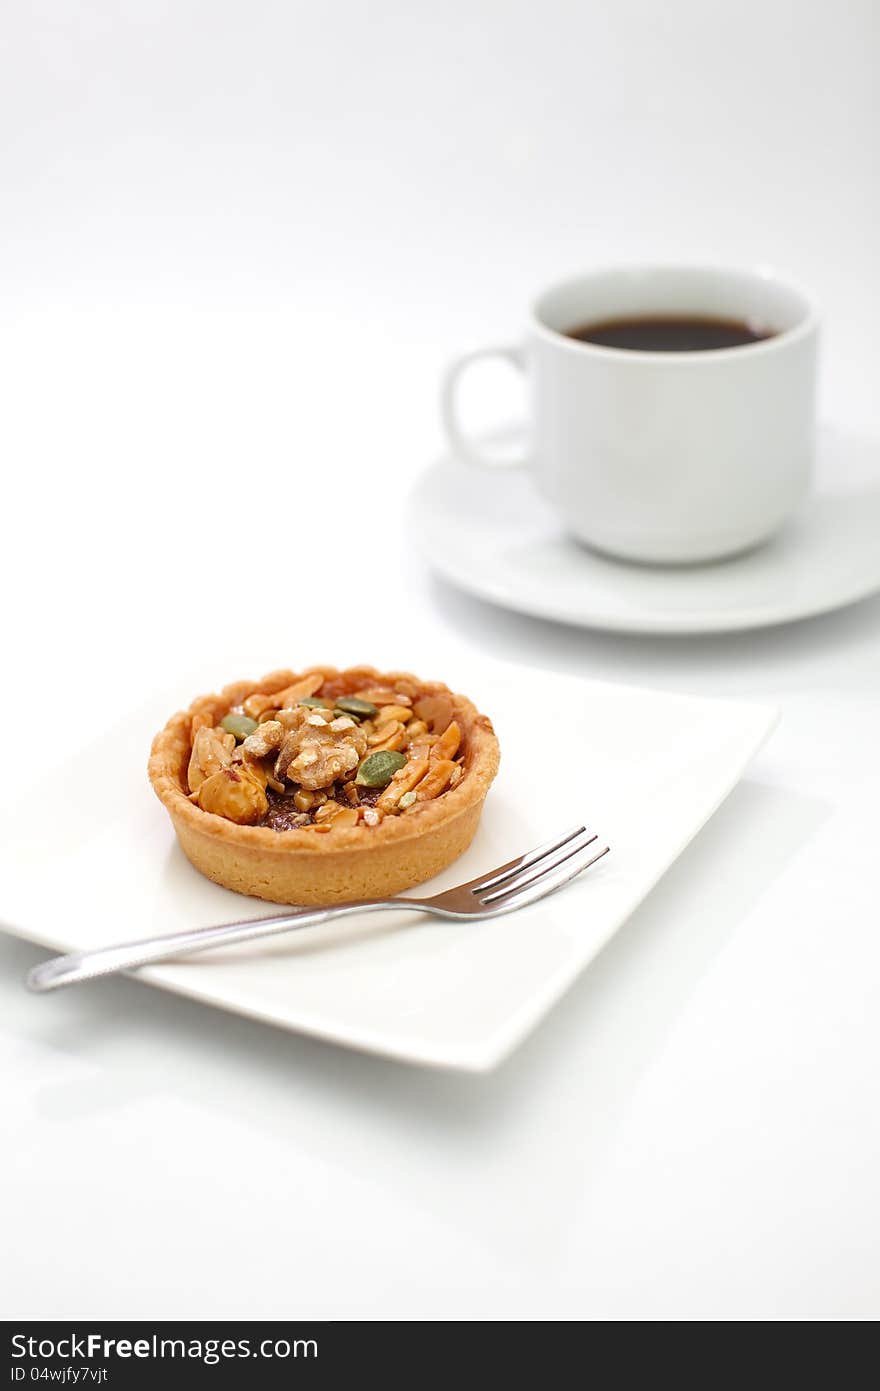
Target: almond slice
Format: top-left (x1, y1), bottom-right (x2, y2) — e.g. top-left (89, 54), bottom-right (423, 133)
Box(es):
top-left (414, 759), bottom-right (457, 802)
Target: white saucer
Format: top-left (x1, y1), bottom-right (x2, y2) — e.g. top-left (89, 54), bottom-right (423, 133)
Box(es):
top-left (411, 426), bottom-right (880, 635)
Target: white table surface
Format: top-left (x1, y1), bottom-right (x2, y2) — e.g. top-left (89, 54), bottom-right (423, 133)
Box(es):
top-left (1, 0), bottom-right (878, 1320)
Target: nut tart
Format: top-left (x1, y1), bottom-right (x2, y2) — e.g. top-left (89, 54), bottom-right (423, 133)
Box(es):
top-left (148, 665), bottom-right (500, 904)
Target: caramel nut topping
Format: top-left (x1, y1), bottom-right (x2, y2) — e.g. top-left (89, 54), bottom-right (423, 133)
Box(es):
top-left (183, 669), bottom-right (473, 831)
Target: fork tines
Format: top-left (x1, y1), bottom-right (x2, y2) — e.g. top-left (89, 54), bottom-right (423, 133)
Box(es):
top-left (474, 825), bottom-right (609, 910)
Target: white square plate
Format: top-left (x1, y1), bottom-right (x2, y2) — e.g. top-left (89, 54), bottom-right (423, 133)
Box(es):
top-left (0, 662), bottom-right (776, 1071)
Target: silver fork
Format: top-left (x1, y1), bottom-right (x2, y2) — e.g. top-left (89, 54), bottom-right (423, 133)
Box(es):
top-left (26, 825), bottom-right (609, 993)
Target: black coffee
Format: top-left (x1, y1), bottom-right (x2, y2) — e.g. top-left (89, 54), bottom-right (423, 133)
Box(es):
top-left (566, 315), bottom-right (772, 353)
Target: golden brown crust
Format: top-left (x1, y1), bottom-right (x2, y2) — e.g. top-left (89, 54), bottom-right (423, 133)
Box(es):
top-left (148, 665), bottom-right (500, 903)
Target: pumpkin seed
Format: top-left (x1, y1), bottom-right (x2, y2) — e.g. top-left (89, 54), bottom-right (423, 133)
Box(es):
top-left (335, 696), bottom-right (379, 720)
top-left (221, 712), bottom-right (259, 742)
top-left (298, 696), bottom-right (331, 709)
top-left (398, 790), bottom-right (417, 810)
top-left (355, 750), bottom-right (407, 788)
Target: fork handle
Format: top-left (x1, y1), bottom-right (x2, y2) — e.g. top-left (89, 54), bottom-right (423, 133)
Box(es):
top-left (25, 898), bottom-right (419, 992)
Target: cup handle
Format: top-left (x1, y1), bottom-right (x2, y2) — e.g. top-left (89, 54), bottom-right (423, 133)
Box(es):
top-left (441, 345), bottom-right (531, 468)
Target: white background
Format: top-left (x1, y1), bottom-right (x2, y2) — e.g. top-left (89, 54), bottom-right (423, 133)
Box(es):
top-left (1, 0), bottom-right (878, 1319)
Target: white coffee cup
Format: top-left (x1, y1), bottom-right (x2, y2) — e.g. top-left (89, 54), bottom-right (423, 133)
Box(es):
top-left (442, 265), bottom-right (818, 564)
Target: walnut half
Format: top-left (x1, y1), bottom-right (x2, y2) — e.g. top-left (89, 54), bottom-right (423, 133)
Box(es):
top-left (274, 709), bottom-right (368, 790)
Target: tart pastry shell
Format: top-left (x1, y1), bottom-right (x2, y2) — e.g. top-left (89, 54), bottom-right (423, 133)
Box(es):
top-left (148, 666), bottom-right (500, 904)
